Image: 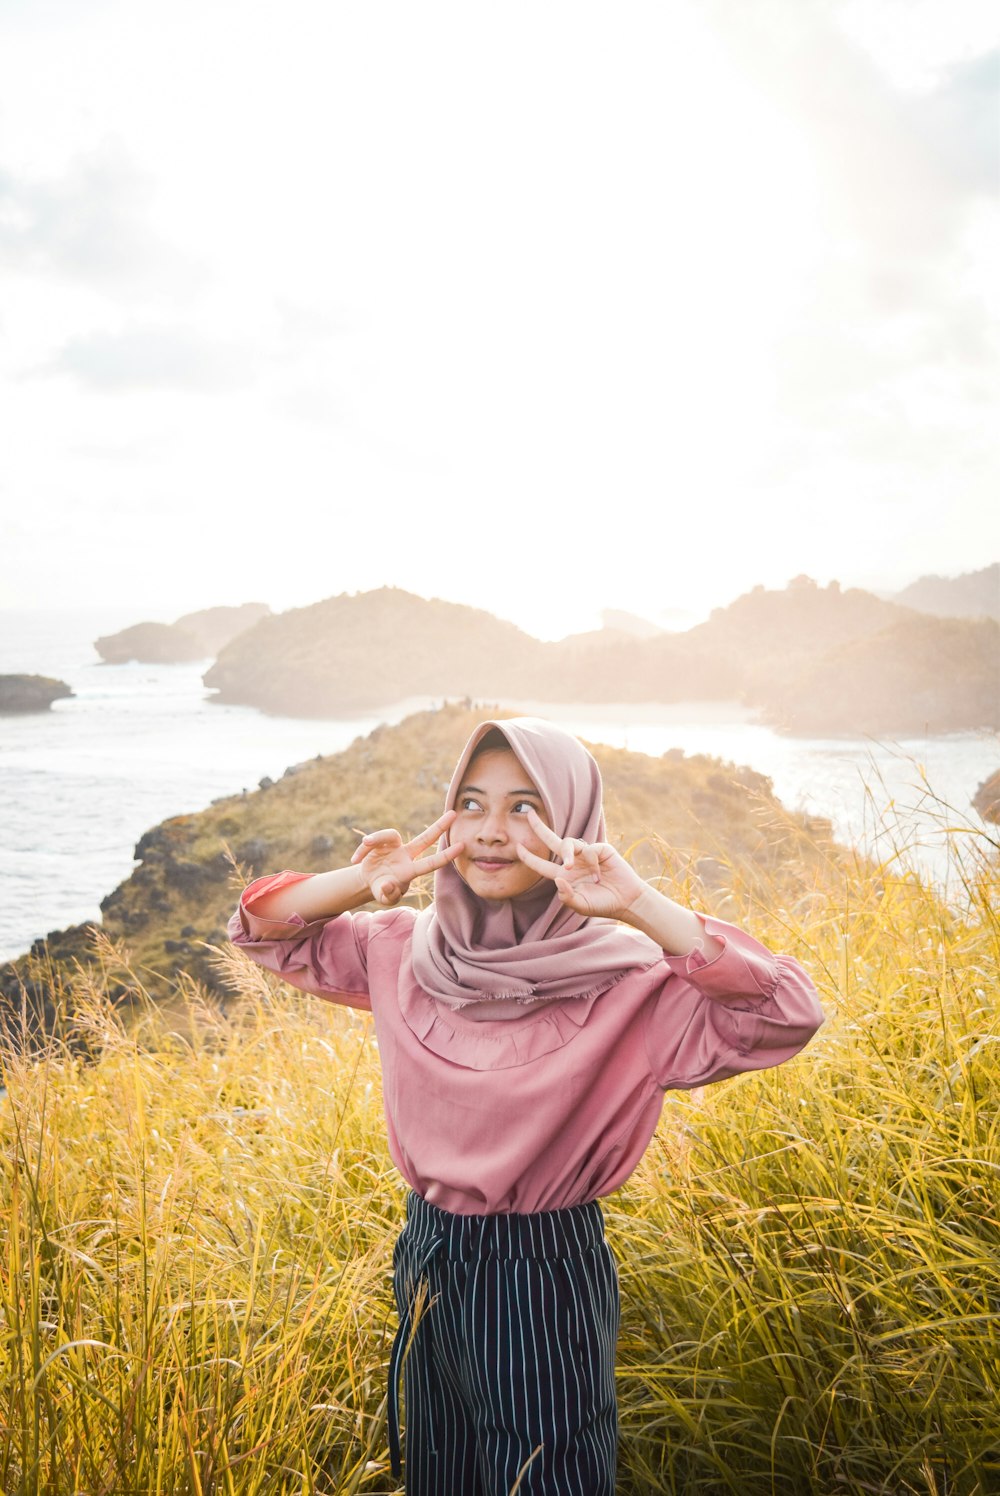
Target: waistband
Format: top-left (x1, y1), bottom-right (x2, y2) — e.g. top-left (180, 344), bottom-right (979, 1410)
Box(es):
top-left (400, 1190), bottom-right (606, 1261)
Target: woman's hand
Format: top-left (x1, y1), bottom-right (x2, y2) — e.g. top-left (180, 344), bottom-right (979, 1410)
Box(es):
top-left (350, 811), bottom-right (465, 906)
top-left (514, 808), bottom-right (647, 919)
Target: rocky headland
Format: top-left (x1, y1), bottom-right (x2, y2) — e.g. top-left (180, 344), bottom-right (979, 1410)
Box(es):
top-left (201, 578), bottom-right (1000, 736)
top-left (0, 703), bottom-right (838, 1031)
top-left (0, 674), bottom-right (73, 712)
top-left (755, 612), bottom-right (1000, 736)
top-left (95, 602), bottom-right (271, 663)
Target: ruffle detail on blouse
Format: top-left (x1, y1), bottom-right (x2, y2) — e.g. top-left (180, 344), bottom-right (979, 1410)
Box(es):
top-left (440, 973), bottom-right (645, 1009)
top-left (395, 950), bottom-right (663, 1070)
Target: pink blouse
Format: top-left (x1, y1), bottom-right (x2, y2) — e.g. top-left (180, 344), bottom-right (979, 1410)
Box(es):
top-left (230, 872), bottom-right (824, 1215)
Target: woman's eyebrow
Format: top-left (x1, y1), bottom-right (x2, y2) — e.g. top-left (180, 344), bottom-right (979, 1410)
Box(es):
top-left (457, 784), bottom-right (542, 798)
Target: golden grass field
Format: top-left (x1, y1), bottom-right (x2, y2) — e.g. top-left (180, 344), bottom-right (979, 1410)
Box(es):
top-left (1, 787), bottom-right (997, 1495)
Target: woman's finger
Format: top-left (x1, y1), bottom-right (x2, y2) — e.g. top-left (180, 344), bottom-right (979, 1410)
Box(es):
top-left (556, 875), bottom-right (611, 912)
top-left (560, 836), bottom-right (599, 873)
top-left (350, 827), bottom-right (404, 864)
top-left (524, 809), bottom-right (599, 874)
top-left (359, 828), bottom-right (403, 848)
top-left (407, 809), bottom-right (457, 855)
top-left (525, 808), bottom-right (564, 857)
top-left (371, 875), bottom-right (400, 905)
top-left (515, 844), bottom-right (562, 879)
top-left (411, 841), bottom-right (465, 877)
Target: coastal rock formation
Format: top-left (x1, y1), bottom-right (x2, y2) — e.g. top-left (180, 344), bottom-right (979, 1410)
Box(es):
top-left (1, 703), bottom-right (836, 1017)
top-left (973, 769), bottom-right (1000, 824)
top-left (0, 674), bottom-right (73, 712)
top-left (760, 615), bottom-right (1000, 736)
top-left (201, 581), bottom-right (999, 736)
top-left (204, 589), bottom-right (549, 714)
top-left (95, 602), bottom-right (271, 663)
top-left (95, 621), bottom-right (204, 664)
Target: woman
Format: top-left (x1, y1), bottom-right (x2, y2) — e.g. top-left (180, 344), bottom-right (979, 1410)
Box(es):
top-left (229, 717), bottom-right (823, 1495)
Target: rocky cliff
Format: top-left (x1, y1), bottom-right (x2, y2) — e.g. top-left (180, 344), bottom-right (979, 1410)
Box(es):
top-left (973, 769), bottom-right (1000, 824)
top-left (0, 674), bottom-right (73, 712)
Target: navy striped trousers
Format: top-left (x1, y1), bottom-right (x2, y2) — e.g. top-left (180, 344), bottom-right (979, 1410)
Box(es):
top-left (389, 1192), bottom-right (619, 1495)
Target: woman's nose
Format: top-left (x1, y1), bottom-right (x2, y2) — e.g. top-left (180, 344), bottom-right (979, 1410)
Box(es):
top-left (478, 811), bottom-right (507, 842)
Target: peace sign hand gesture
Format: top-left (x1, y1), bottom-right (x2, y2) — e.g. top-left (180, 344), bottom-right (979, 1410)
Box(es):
top-left (514, 808), bottom-right (648, 919)
top-left (350, 811), bottom-right (465, 907)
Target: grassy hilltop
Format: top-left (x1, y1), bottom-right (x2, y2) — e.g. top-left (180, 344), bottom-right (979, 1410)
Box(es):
top-left (2, 703), bottom-right (837, 1019)
top-left (1, 733), bottom-right (997, 1493)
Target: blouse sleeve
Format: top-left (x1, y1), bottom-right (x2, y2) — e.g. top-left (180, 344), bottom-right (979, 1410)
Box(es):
top-left (644, 914), bottom-right (824, 1090)
top-left (227, 870), bottom-right (387, 1010)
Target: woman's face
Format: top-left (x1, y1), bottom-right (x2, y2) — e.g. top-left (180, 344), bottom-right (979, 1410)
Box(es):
top-left (451, 746), bottom-right (554, 900)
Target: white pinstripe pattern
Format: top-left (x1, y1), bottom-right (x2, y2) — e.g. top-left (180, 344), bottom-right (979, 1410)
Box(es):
top-left (392, 1194), bottom-right (619, 1495)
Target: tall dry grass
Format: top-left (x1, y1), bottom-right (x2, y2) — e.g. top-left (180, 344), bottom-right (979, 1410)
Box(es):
top-left (1, 789), bottom-right (997, 1495)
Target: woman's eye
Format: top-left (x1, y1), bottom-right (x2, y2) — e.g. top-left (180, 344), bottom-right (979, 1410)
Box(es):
top-left (513, 800), bottom-right (536, 815)
top-left (458, 796), bottom-right (483, 812)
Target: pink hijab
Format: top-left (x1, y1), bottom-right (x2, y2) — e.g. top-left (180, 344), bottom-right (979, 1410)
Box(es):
top-left (410, 718), bottom-right (662, 1009)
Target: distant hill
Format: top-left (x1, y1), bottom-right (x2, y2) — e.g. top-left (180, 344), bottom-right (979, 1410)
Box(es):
top-left (204, 589), bottom-right (547, 714)
top-left (95, 602), bottom-right (271, 663)
top-left (539, 627), bottom-right (742, 703)
top-left (174, 603), bottom-right (273, 655)
top-left (760, 614), bottom-right (1000, 736)
top-left (204, 588), bottom-right (746, 713)
top-left (692, 577), bottom-right (999, 734)
top-left (0, 703), bottom-right (837, 1022)
top-left (688, 576), bottom-right (903, 664)
top-left (199, 581), bottom-right (998, 735)
top-left (892, 564), bottom-right (999, 621)
top-left (599, 609), bottom-right (663, 638)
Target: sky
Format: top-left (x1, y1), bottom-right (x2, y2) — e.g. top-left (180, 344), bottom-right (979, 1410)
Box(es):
top-left (0, 0), bottom-right (997, 641)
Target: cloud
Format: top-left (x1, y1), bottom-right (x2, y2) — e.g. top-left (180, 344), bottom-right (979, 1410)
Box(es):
top-left (707, 10), bottom-right (995, 363)
top-left (912, 48), bottom-right (999, 194)
top-left (705, 2), bottom-right (993, 265)
top-left (0, 141), bottom-right (195, 288)
top-left (40, 325), bottom-right (252, 391)
top-left (272, 298), bottom-right (353, 352)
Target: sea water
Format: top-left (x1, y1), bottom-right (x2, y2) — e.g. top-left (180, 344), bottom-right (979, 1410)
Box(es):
top-left (1, 609), bottom-right (996, 964)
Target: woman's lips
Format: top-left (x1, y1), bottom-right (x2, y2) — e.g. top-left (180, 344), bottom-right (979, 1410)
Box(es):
top-left (473, 858), bottom-right (514, 869)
